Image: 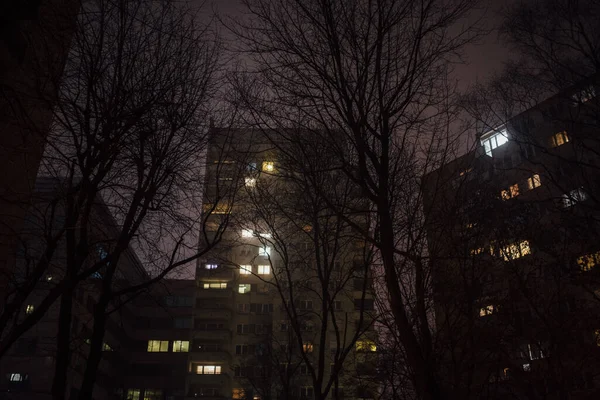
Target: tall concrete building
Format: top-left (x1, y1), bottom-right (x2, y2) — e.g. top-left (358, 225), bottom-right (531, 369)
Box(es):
top-left (422, 77), bottom-right (600, 398)
top-left (188, 128), bottom-right (379, 400)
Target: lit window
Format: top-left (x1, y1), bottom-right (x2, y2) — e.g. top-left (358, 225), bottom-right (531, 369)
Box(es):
top-left (126, 389), bottom-right (141, 400)
top-left (240, 265), bottom-right (252, 274)
top-left (479, 305), bottom-right (495, 317)
top-left (25, 304), bottom-right (34, 314)
top-left (245, 177), bottom-right (256, 187)
top-left (262, 161), bottom-right (275, 172)
top-left (501, 184), bottom-right (520, 200)
top-left (143, 389), bottom-right (163, 400)
top-left (147, 340), bottom-right (169, 352)
top-left (259, 232), bottom-right (272, 238)
top-left (238, 284), bottom-right (251, 294)
top-left (45, 274), bottom-right (53, 282)
top-left (522, 363), bottom-right (531, 372)
top-left (9, 373), bottom-right (26, 382)
top-left (459, 167), bottom-right (473, 176)
top-left (302, 342), bottom-right (314, 353)
top-left (500, 240), bottom-right (531, 261)
top-left (550, 131), bottom-right (569, 147)
top-left (258, 246), bottom-right (271, 257)
top-left (527, 174), bottom-right (541, 190)
top-left (203, 282), bottom-right (227, 289)
top-left (257, 265), bottom-right (270, 275)
top-left (173, 340), bottom-right (189, 352)
top-left (480, 129), bottom-right (508, 157)
top-left (196, 365), bottom-right (221, 374)
top-left (470, 247), bottom-right (484, 256)
top-left (233, 389), bottom-right (245, 399)
top-left (102, 342), bottom-right (113, 351)
top-left (577, 251), bottom-right (600, 271)
top-left (563, 187), bottom-right (587, 208)
top-left (355, 339), bottom-right (377, 352)
top-left (241, 229), bottom-right (253, 238)
top-left (205, 263), bottom-right (218, 270)
top-left (594, 329), bottom-right (600, 346)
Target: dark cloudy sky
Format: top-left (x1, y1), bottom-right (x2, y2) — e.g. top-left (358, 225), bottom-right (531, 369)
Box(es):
top-left (208, 0), bottom-right (514, 90)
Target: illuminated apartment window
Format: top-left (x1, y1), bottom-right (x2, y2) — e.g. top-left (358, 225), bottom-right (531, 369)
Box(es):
top-left (594, 329), bottom-right (600, 346)
top-left (238, 284), bottom-right (251, 294)
top-left (563, 187), bottom-right (587, 208)
top-left (25, 304), bottom-right (34, 314)
top-left (147, 340), bottom-right (169, 352)
top-left (258, 246), bottom-right (271, 257)
top-left (126, 389), bottom-right (141, 400)
top-left (257, 265), bottom-right (271, 275)
top-left (259, 232), bottom-right (272, 238)
top-left (245, 177), bottom-right (256, 187)
top-left (355, 339), bottom-right (377, 352)
top-left (527, 174), bottom-right (541, 190)
top-left (550, 131), bottom-right (569, 147)
top-left (480, 128), bottom-right (508, 157)
top-left (303, 342), bottom-right (314, 353)
top-left (501, 184), bottom-right (520, 200)
top-left (45, 274), bottom-right (53, 282)
top-left (143, 389), bottom-right (163, 400)
top-left (9, 373), bottom-right (26, 382)
top-left (500, 240), bottom-right (531, 261)
top-left (240, 265), bottom-right (252, 274)
top-left (242, 229), bottom-right (253, 238)
top-left (262, 161), bottom-right (275, 172)
top-left (479, 305), bottom-right (495, 317)
top-left (203, 282), bottom-right (227, 289)
top-left (173, 340), bottom-right (189, 352)
top-left (577, 251), bottom-right (600, 271)
top-left (459, 167), bottom-right (473, 176)
top-left (470, 247), bottom-right (484, 256)
top-left (205, 263), bottom-right (218, 270)
top-left (102, 342), bottom-right (113, 351)
top-left (196, 365), bottom-right (222, 375)
top-left (233, 389), bottom-right (245, 399)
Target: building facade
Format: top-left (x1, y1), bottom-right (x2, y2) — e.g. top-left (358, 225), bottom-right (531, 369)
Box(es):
top-left (188, 128), bottom-right (378, 400)
top-left (423, 78), bottom-right (600, 398)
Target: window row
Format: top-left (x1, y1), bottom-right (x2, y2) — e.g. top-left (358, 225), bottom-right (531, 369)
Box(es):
top-left (500, 174), bottom-right (541, 200)
top-left (147, 340), bottom-right (189, 353)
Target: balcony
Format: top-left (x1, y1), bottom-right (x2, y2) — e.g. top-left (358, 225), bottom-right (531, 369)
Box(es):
top-left (195, 309), bottom-right (233, 320)
top-left (187, 372), bottom-right (231, 387)
top-left (196, 289), bottom-right (234, 300)
top-left (193, 329), bottom-right (232, 341)
top-left (196, 266), bottom-right (235, 280)
top-left (189, 350), bottom-right (231, 364)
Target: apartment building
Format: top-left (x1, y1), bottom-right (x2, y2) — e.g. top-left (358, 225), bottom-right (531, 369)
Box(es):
top-left (0, 179), bottom-right (194, 400)
top-left (189, 128), bottom-right (379, 400)
top-left (422, 78), bottom-right (600, 398)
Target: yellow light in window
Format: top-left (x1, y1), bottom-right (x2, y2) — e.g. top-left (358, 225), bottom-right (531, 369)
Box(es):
top-left (302, 342), bottom-right (314, 353)
top-left (470, 247), bottom-right (484, 255)
top-left (245, 177), bottom-right (256, 187)
top-left (233, 389), bottom-right (245, 400)
top-left (479, 305), bottom-right (494, 317)
top-left (355, 339), bottom-right (377, 352)
top-left (501, 190), bottom-right (510, 201)
top-left (577, 251), bottom-right (600, 271)
top-left (527, 174), bottom-right (541, 190)
top-left (262, 161), bottom-right (275, 172)
top-left (551, 131), bottom-right (569, 147)
top-left (25, 304), bottom-right (34, 314)
top-left (510, 184), bottom-right (520, 198)
top-left (594, 329), bottom-right (600, 347)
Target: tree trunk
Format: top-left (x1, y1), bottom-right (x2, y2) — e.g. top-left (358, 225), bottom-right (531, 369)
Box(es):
top-left (77, 295), bottom-right (109, 400)
top-left (51, 289), bottom-right (74, 400)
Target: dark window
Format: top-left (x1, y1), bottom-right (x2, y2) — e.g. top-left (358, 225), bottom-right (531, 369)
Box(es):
top-left (354, 299), bottom-right (374, 311)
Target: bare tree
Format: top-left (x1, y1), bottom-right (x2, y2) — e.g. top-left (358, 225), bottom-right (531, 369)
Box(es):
top-left (225, 0), bottom-right (481, 398)
top-left (0, 0), bottom-right (234, 398)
